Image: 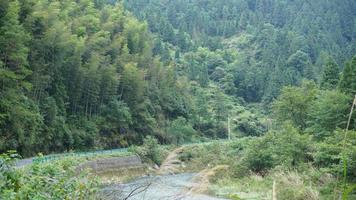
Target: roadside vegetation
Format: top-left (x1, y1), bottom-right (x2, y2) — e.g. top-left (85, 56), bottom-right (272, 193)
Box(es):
top-left (0, 151), bottom-right (98, 199)
top-left (174, 127), bottom-right (356, 199)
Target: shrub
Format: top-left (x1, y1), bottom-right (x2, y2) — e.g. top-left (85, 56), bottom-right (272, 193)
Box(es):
top-left (243, 122), bottom-right (312, 173)
top-left (306, 90), bottom-right (352, 139)
top-left (131, 136), bottom-right (164, 165)
top-left (167, 117), bottom-right (197, 144)
top-left (272, 81), bottom-right (317, 130)
top-left (235, 111), bottom-right (267, 136)
top-left (0, 152), bottom-right (98, 199)
top-left (0, 151), bottom-right (21, 195)
top-left (313, 129), bottom-right (356, 182)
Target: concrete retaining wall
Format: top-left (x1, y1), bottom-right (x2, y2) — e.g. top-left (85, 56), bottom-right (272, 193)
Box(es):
top-left (77, 155), bottom-right (142, 173)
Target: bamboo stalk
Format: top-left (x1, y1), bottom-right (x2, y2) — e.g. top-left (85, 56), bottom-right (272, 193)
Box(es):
top-left (228, 115), bottom-right (231, 140)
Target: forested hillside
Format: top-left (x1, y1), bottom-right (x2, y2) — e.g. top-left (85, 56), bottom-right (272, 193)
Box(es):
top-left (1, 0), bottom-right (252, 157)
top-left (124, 0), bottom-right (356, 102)
top-left (1, 0), bottom-right (356, 199)
top-left (0, 0), bottom-right (356, 159)
top-left (0, 0), bottom-right (195, 156)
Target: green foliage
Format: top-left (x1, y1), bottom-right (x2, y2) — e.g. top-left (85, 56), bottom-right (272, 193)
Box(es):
top-left (272, 81), bottom-right (317, 130)
top-left (0, 151), bottom-right (21, 194)
top-left (243, 123), bottom-right (312, 173)
top-left (286, 50), bottom-right (314, 83)
top-left (234, 110), bottom-right (267, 137)
top-left (1, 0), bottom-right (354, 159)
top-left (188, 84), bottom-right (247, 139)
top-left (125, 0), bottom-right (356, 102)
top-left (167, 117), bottom-right (197, 144)
top-left (131, 136), bottom-right (163, 165)
top-left (225, 194), bottom-right (242, 200)
top-left (182, 48), bottom-right (213, 87)
top-left (339, 56), bottom-right (356, 95)
top-left (0, 0), bottom-right (210, 156)
top-left (313, 130), bottom-right (356, 182)
top-left (306, 91), bottom-right (352, 139)
top-left (320, 57), bottom-right (340, 90)
top-left (0, 0), bottom-right (355, 198)
top-left (177, 140), bottom-right (247, 172)
top-left (0, 0), bottom-right (30, 81)
top-left (0, 152), bottom-right (98, 199)
top-left (98, 99), bottom-right (132, 148)
top-left (0, 91), bottom-right (43, 156)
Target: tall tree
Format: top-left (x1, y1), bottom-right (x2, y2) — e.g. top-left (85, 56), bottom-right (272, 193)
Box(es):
top-left (320, 57), bottom-right (339, 90)
top-left (0, 0), bottom-right (30, 90)
top-left (306, 90), bottom-right (352, 139)
top-left (0, 0), bottom-right (43, 156)
top-left (272, 81), bottom-right (317, 130)
top-left (339, 56), bottom-right (356, 95)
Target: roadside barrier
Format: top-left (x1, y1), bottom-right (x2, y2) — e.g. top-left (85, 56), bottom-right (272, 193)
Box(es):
top-left (29, 138), bottom-right (235, 165)
top-left (32, 148), bottom-right (128, 164)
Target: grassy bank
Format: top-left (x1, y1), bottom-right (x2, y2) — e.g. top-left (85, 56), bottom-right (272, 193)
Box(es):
top-left (171, 127), bottom-right (356, 200)
top-left (1, 153), bottom-right (98, 199)
top-left (1, 150), bottom-right (136, 199)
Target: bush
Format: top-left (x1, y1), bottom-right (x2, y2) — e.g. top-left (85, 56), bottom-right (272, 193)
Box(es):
top-left (0, 151), bottom-right (21, 195)
top-left (131, 136), bottom-right (164, 165)
top-left (313, 129), bottom-right (356, 182)
top-left (177, 140), bottom-right (250, 172)
top-left (272, 81), bottom-right (317, 130)
top-left (306, 90), bottom-right (352, 139)
top-left (235, 111), bottom-right (267, 136)
top-left (243, 123), bottom-right (312, 173)
top-left (194, 121), bottom-right (228, 139)
top-left (0, 152), bottom-right (98, 199)
top-left (167, 117), bottom-right (197, 144)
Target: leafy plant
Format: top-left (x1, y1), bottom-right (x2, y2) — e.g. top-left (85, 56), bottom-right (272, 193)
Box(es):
top-left (0, 154), bottom-right (98, 200)
top-left (243, 122), bottom-right (312, 173)
top-left (131, 136), bottom-right (164, 165)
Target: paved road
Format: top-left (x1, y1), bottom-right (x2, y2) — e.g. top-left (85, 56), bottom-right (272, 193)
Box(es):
top-left (15, 158), bottom-right (33, 168)
top-left (101, 173), bottom-right (227, 200)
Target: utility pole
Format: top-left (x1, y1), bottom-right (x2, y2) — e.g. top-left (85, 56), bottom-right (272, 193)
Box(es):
top-left (272, 180), bottom-right (277, 200)
top-left (346, 95), bottom-right (356, 131)
top-left (228, 115), bottom-right (231, 140)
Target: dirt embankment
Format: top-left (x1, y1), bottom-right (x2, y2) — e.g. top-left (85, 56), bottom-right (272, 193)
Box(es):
top-left (189, 165), bottom-right (229, 194)
top-left (157, 147), bottom-right (185, 175)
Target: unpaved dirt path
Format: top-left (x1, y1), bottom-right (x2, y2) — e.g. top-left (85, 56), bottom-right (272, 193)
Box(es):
top-left (158, 147), bottom-right (184, 175)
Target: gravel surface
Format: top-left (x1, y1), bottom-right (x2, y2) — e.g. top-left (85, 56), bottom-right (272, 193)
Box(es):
top-left (101, 173), bottom-right (227, 200)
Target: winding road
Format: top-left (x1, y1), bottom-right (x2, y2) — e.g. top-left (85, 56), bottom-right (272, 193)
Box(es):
top-left (101, 173), bottom-right (227, 200)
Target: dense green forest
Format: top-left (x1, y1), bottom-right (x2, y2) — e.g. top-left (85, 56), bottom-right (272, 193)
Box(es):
top-left (124, 0), bottom-right (356, 102)
top-left (0, 0), bottom-right (354, 155)
top-left (0, 0), bottom-right (198, 156)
